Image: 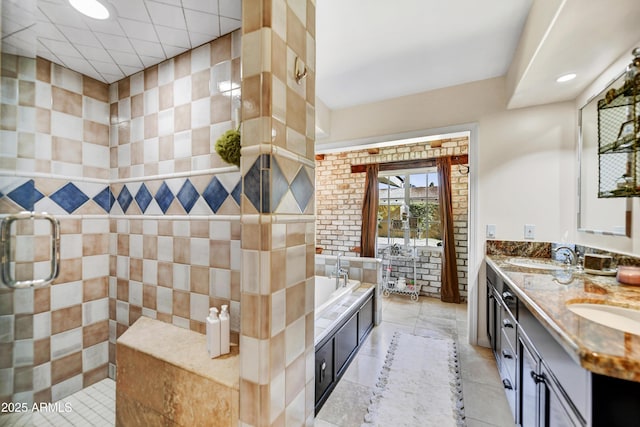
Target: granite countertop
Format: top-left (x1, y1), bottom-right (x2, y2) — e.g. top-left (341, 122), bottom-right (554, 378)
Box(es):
top-left (117, 316), bottom-right (239, 390)
top-left (486, 255), bottom-right (640, 382)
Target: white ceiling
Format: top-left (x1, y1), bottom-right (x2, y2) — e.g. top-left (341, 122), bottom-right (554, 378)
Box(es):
top-left (1, 0), bottom-right (241, 83)
top-left (315, 0), bottom-right (640, 111)
top-left (316, 0), bottom-right (533, 110)
top-left (2, 0), bottom-right (640, 112)
top-left (506, 0), bottom-right (640, 109)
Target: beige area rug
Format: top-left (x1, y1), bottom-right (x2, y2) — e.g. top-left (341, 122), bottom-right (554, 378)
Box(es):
top-left (362, 331), bottom-right (465, 427)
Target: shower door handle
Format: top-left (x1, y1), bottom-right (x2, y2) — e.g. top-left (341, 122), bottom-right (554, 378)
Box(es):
top-left (1, 211), bottom-right (60, 289)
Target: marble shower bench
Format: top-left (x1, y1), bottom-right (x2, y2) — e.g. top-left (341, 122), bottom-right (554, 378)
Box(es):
top-left (115, 316), bottom-right (239, 427)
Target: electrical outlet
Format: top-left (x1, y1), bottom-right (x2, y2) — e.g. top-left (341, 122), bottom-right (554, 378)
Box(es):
top-left (524, 224), bottom-right (535, 239)
top-left (486, 224), bottom-right (496, 239)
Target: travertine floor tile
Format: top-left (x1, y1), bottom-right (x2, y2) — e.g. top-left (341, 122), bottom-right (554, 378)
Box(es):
top-left (317, 295), bottom-right (513, 427)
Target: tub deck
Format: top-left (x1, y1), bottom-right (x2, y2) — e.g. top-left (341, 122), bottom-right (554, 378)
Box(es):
top-left (314, 282), bottom-right (375, 346)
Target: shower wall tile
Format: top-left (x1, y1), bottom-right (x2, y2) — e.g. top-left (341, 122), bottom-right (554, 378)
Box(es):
top-left (1, 31), bottom-right (243, 406)
top-left (0, 210), bottom-right (110, 402)
top-left (111, 33), bottom-right (240, 180)
top-left (240, 0), bottom-right (316, 424)
top-left (1, 56), bottom-right (110, 181)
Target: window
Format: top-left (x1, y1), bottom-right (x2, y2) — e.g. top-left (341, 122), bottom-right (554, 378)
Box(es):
top-left (377, 169), bottom-right (441, 248)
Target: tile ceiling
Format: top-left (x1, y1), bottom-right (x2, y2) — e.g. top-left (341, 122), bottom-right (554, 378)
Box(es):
top-left (1, 0), bottom-right (241, 83)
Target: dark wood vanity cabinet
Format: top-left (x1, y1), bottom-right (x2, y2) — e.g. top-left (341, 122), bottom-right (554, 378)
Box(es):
top-left (487, 263), bottom-right (519, 418)
top-left (518, 303), bottom-right (587, 427)
top-left (314, 292), bottom-right (374, 413)
top-left (487, 263), bottom-right (584, 426)
top-left (487, 262), bottom-right (640, 427)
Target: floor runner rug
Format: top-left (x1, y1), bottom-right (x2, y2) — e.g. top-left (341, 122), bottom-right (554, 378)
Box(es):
top-left (362, 331), bottom-right (465, 426)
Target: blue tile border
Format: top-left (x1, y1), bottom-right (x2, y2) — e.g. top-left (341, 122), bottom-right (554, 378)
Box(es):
top-left (1, 174), bottom-right (242, 216)
top-left (0, 158), bottom-right (315, 216)
top-left (155, 182), bottom-right (175, 214)
top-left (6, 180), bottom-right (44, 211)
top-left (135, 184), bottom-right (153, 213)
top-left (242, 154), bottom-right (315, 214)
top-left (291, 167), bottom-right (313, 212)
top-left (177, 180), bottom-right (199, 213)
top-left (117, 186), bottom-right (133, 213)
top-left (93, 187), bottom-right (114, 212)
top-left (50, 183), bottom-right (90, 213)
top-left (202, 177), bottom-right (229, 213)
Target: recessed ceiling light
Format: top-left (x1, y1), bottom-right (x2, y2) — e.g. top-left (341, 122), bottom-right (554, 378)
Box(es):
top-left (556, 73), bottom-right (576, 83)
top-left (69, 0), bottom-right (110, 20)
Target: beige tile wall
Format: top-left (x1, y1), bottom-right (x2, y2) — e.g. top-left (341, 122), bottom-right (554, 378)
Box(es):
top-left (1, 30), bottom-right (244, 406)
top-left (240, 0), bottom-right (317, 425)
top-left (1, 54), bottom-right (111, 405)
top-left (108, 32), bottom-right (244, 373)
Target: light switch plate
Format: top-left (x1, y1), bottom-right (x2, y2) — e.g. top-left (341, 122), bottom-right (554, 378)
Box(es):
top-left (486, 224), bottom-right (496, 239)
top-left (524, 224), bottom-right (535, 239)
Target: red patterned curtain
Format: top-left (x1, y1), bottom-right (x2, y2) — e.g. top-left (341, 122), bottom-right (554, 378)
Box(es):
top-left (437, 157), bottom-right (461, 303)
top-left (360, 164), bottom-right (380, 257)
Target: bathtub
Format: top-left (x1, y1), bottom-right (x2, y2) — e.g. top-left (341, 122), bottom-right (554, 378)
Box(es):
top-left (315, 275), bottom-right (361, 317)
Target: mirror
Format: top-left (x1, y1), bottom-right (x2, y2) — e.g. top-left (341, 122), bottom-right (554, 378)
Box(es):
top-left (578, 73), bottom-right (631, 236)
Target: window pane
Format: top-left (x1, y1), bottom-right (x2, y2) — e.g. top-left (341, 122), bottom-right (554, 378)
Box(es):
top-left (378, 171), bottom-right (442, 248)
top-left (378, 180), bottom-right (389, 246)
top-left (427, 173), bottom-right (439, 189)
top-left (427, 201), bottom-right (442, 246)
top-left (409, 174), bottom-right (427, 188)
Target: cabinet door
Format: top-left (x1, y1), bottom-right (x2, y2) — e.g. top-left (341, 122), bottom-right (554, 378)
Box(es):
top-left (491, 289), bottom-right (501, 355)
top-left (519, 335), bottom-right (541, 427)
top-left (496, 326), bottom-right (517, 422)
top-left (358, 295), bottom-right (374, 343)
top-left (335, 314), bottom-right (358, 376)
top-left (541, 365), bottom-right (585, 427)
top-left (487, 284), bottom-right (496, 349)
top-left (315, 340), bottom-right (334, 404)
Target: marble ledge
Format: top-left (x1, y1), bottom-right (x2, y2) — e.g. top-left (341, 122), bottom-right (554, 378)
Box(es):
top-left (117, 316), bottom-right (239, 390)
top-left (314, 283), bottom-right (375, 346)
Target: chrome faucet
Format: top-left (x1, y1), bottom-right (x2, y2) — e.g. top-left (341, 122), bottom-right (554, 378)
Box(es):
top-left (553, 245), bottom-right (581, 270)
top-left (333, 252), bottom-right (349, 287)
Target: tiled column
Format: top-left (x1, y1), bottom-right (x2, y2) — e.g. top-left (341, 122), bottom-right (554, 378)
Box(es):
top-left (240, 0), bottom-right (316, 425)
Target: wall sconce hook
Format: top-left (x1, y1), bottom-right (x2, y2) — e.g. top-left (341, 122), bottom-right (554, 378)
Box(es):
top-left (295, 57), bottom-right (307, 85)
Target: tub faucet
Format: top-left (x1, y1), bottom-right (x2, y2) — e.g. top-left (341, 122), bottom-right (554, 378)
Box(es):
top-left (333, 252), bottom-right (349, 288)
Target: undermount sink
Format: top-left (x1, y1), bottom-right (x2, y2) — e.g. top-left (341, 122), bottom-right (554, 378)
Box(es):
top-left (507, 257), bottom-right (566, 271)
top-left (567, 303), bottom-right (640, 335)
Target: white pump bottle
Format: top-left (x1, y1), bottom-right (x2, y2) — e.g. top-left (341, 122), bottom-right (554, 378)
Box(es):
top-left (206, 307), bottom-right (221, 358)
top-left (220, 304), bottom-right (230, 355)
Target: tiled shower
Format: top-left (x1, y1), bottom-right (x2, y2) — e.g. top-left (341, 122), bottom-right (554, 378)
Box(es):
top-left (0, 31), bottom-right (243, 405)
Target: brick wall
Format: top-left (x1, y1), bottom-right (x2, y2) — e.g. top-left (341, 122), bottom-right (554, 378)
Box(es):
top-left (315, 136), bottom-right (468, 300)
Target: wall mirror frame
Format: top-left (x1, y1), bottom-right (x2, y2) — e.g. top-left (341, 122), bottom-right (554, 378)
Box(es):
top-left (578, 72), bottom-right (632, 237)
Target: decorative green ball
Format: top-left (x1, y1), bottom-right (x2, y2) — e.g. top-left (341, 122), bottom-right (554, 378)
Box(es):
top-left (215, 129), bottom-right (241, 167)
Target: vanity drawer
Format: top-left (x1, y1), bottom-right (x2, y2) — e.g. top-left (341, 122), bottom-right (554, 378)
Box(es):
top-left (500, 328), bottom-right (517, 383)
top-left (501, 304), bottom-right (517, 348)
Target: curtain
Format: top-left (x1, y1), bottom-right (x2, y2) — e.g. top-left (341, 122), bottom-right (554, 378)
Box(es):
top-left (360, 164), bottom-right (380, 257)
top-left (437, 157), bottom-right (461, 303)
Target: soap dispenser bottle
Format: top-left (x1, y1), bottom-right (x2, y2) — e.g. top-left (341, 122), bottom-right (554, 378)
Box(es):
top-left (206, 307), bottom-right (221, 358)
top-left (220, 304), bottom-right (230, 355)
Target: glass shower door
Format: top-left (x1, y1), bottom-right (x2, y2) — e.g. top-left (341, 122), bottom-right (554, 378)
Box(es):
top-left (1, 0), bottom-right (41, 415)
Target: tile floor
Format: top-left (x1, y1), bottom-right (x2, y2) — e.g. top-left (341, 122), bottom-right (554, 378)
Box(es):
top-left (1, 295), bottom-right (513, 427)
top-left (0, 378), bottom-right (115, 427)
top-left (316, 294), bottom-right (514, 427)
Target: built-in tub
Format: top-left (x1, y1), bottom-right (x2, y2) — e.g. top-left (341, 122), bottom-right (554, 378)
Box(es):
top-left (313, 275), bottom-right (376, 413)
top-left (314, 275), bottom-right (361, 317)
